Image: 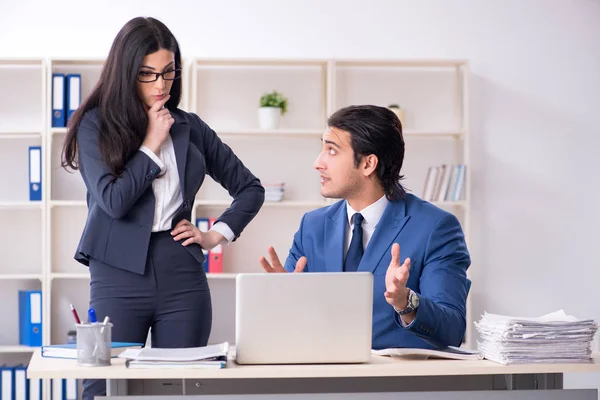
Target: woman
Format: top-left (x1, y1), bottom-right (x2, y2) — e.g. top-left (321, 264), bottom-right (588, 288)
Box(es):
top-left (62, 17), bottom-right (264, 399)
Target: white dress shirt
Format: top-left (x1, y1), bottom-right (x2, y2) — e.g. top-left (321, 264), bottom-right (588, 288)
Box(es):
top-left (345, 195), bottom-right (412, 327)
top-left (344, 195), bottom-right (389, 257)
top-left (139, 138), bottom-right (234, 244)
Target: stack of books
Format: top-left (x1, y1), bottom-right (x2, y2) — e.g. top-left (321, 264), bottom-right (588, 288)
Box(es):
top-left (118, 342), bottom-right (229, 369)
top-left (264, 182), bottom-right (285, 202)
top-left (474, 310), bottom-right (598, 364)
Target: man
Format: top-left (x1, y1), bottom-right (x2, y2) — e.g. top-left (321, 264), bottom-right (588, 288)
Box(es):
top-left (260, 105), bottom-right (471, 350)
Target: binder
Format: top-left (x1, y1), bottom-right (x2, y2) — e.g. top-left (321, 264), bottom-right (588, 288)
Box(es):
top-left (18, 290), bottom-right (42, 346)
top-left (51, 378), bottom-right (64, 400)
top-left (195, 218), bottom-right (210, 273)
top-left (0, 366), bottom-right (13, 400)
top-left (65, 378), bottom-right (77, 400)
top-left (14, 365), bottom-right (27, 400)
top-left (208, 218), bottom-right (223, 273)
top-left (29, 376), bottom-right (42, 400)
top-left (65, 74), bottom-right (81, 125)
top-left (51, 73), bottom-right (66, 127)
top-left (28, 146), bottom-right (42, 201)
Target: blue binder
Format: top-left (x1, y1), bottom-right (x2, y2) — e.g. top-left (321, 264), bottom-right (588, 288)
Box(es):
top-left (28, 146), bottom-right (42, 201)
top-left (0, 366), bottom-right (14, 400)
top-left (18, 290), bottom-right (42, 347)
top-left (28, 374), bottom-right (42, 400)
top-left (65, 74), bottom-right (81, 125)
top-left (65, 378), bottom-right (77, 400)
top-left (14, 365), bottom-right (27, 400)
top-left (51, 73), bottom-right (66, 127)
top-left (51, 378), bottom-right (64, 400)
top-left (195, 218), bottom-right (210, 272)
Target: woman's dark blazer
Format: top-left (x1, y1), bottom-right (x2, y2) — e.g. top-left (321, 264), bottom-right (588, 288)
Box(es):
top-left (73, 107), bottom-right (265, 274)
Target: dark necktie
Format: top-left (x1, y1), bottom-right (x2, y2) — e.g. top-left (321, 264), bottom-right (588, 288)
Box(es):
top-left (344, 213), bottom-right (364, 272)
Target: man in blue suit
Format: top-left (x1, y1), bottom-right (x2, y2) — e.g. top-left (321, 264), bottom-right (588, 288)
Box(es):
top-left (260, 105), bottom-right (470, 350)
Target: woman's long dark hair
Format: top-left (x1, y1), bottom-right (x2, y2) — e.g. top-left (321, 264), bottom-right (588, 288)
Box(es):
top-left (62, 17), bottom-right (182, 176)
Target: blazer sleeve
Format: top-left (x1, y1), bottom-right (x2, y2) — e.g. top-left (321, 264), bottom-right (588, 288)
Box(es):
top-left (194, 114), bottom-right (265, 240)
top-left (396, 213), bottom-right (471, 347)
top-left (283, 213), bottom-right (308, 272)
top-left (77, 111), bottom-right (162, 219)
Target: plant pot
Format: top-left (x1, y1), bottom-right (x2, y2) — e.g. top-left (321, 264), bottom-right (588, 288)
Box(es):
top-left (389, 107), bottom-right (406, 128)
top-left (258, 107), bottom-right (281, 130)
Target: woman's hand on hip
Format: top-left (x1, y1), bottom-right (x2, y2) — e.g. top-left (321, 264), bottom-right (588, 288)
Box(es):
top-left (142, 95), bottom-right (173, 154)
top-left (170, 219), bottom-right (224, 250)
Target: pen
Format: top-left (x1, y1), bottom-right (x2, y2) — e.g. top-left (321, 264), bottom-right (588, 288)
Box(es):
top-left (70, 304), bottom-right (81, 324)
top-left (88, 308), bottom-right (97, 324)
top-left (100, 316), bottom-right (110, 335)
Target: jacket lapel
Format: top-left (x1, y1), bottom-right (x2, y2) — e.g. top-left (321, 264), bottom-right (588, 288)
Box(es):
top-left (324, 202), bottom-right (347, 273)
top-left (358, 199), bottom-right (410, 273)
top-left (170, 111), bottom-right (190, 197)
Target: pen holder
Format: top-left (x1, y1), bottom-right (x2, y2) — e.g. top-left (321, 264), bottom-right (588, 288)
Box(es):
top-left (76, 323), bottom-right (112, 366)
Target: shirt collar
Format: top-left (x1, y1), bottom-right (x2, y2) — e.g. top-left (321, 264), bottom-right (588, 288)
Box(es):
top-left (346, 195), bottom-right (389, 227)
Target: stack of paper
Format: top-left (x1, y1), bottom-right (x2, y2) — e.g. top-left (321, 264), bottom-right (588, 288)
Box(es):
top-left (474, 310), bottom-right (598, 365)
top-left (118, 342), bottom-right (229, 369)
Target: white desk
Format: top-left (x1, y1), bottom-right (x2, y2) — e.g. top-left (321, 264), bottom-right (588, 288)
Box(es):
top-left (27, 350), bottom-right (600, 398)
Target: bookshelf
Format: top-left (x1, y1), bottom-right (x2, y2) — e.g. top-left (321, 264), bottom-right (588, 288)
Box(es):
top-left (0, 58), bottom-right (46, 368)
top-left (0, 56), bottom-right (471, 399)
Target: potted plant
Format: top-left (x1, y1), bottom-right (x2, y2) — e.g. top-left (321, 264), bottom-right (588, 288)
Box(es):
top-left (388, 104), bottom-right (406, 128)
top-left (259, 90), bottom-right (288, 129)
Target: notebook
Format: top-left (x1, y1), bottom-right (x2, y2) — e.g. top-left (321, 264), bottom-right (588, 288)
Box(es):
top-left (118, 342), bottom-right (229, 369)
top-left (372, 346), bottom-right (483, 360)
top-left (41, 342), bottom-right (143, 359)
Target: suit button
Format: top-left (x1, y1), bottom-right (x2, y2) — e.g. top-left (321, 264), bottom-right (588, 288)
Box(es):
top-left (150, 168), bottom-right (157, 174)
top-left (145, 174), bottom-right (152, 180)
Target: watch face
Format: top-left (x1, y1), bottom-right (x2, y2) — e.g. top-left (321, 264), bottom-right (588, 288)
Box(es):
top-left (410, 292), bottom-right (419, 308)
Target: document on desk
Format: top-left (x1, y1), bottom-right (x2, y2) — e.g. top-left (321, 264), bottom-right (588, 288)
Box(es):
top-left (118, 342), bottom-right (229, 369)
top-left (474, 309), bottom-right (598, 365)
top-left (373, 346), bottom-right (483, 360)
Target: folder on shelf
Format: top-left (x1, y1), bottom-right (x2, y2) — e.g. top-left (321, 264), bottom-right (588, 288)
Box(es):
top-left (29, 146), bottom-right (42, 201)
top-left (51, 73), bottom-right (66, 128)
top-left (195, 218), bottom-right (210, 273)
top-left (14, 365), bottom-right (27, 400)
top-left (66, 74), bottom-right (81, 125)
top-left (0, 366), bottom-right (14, 400)
top-left (18, 290), bottom-right (42, 347)
top-left (208, 217), bottom-right (223, 273)
top-left (65, 378), bottom-right (77, 400)
top-left (29, 375), bottom-right (42, 400)
top-left (51, 378), bottom-right (63, 400)
top-left (451, 164), bottom-right (466, 202)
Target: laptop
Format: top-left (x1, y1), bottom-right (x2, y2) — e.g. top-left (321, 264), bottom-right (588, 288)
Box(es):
top-left (235, 272), bottom-right (373, 365)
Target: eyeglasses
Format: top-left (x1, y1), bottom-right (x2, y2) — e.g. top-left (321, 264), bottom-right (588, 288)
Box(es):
top-left (137, 68), bottom-right (182, 83)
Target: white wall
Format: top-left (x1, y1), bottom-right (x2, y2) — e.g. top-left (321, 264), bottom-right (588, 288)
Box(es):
top-left (2, 0), bottom-right (599, 393)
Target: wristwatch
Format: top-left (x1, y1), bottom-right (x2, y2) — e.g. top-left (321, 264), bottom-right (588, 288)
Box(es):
top-left (394, 289), bottom-right (419, 315)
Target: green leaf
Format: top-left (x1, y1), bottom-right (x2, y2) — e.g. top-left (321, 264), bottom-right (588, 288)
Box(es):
top-left (259, 90), bottom-right (289, 115)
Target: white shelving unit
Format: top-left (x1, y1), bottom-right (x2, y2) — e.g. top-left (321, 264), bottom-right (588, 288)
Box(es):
top-left (0, 57), bottom-right (471, 399)
top-left (0, 58), bottom-right (46, 365)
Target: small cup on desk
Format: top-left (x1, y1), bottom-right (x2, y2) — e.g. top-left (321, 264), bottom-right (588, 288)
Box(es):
top-left (76, 322), bottom-right (113, 366)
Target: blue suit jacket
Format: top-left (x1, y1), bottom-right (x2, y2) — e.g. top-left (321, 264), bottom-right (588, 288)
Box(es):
top-left (283, 194), bottom-right (470, 350)
top-left (74, 108), bottom-right (265, 274)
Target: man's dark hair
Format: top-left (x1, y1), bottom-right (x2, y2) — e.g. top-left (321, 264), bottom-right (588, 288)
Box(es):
top-left (327, 105), bottom-right (406, 200)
